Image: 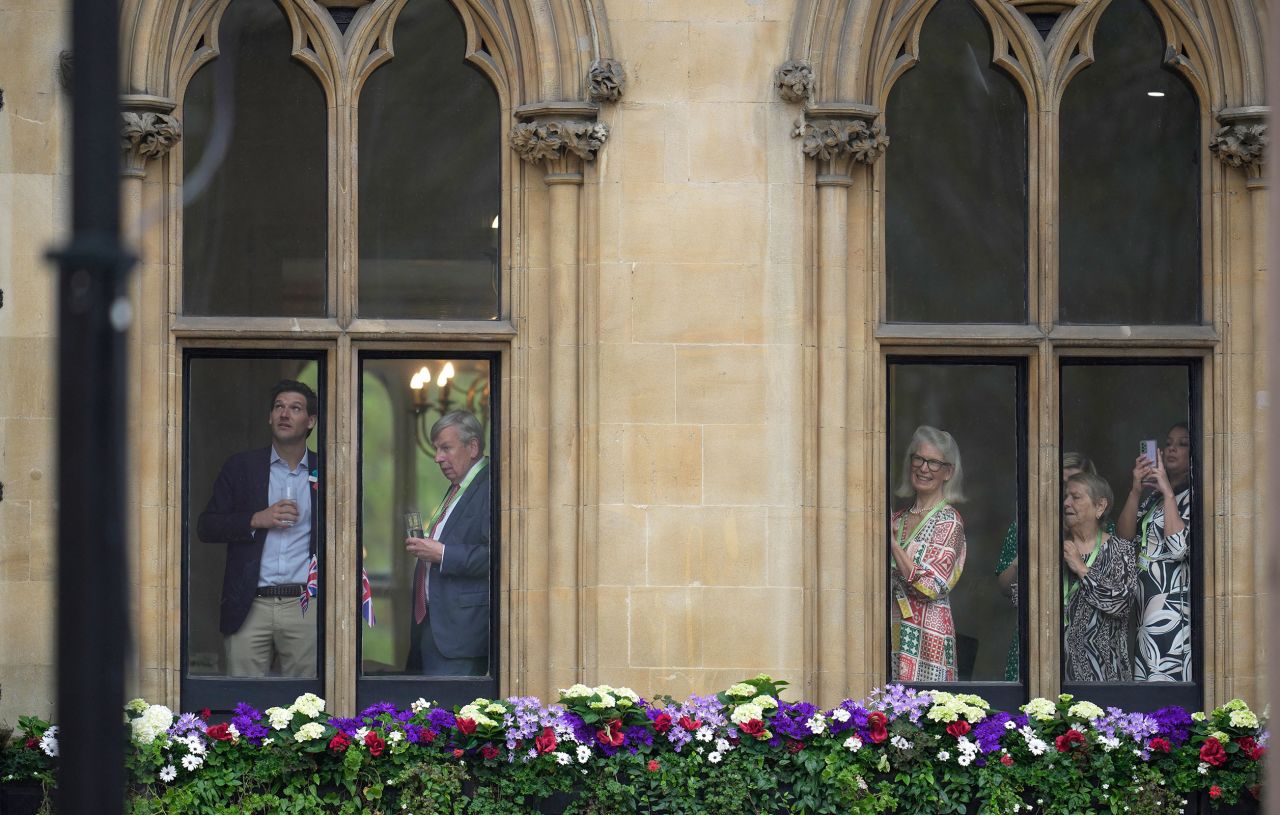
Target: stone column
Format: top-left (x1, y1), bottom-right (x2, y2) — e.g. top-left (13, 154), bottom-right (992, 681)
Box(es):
top-left (119, 98), bottom-right (182, 701)
top-left (511, 105), bottom-right (608, 695)
top-left (793, 107), bottom-right (888, 703)
top-left (1210, 109), bottom-right (1267, 704)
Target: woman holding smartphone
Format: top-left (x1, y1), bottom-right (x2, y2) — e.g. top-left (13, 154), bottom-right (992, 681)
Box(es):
top-left (1117, 423), bottom-right (1193, 682)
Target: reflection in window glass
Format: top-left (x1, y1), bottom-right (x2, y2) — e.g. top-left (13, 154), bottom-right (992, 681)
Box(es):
top-left (1059, 0), bottom-right (1200, 324)
top-left (888, 362), bottom-right (1021, 682)
top-left (1060, 363), bottom-right (1193, 682)
top-left (360, 357), bottom-right (493, 677)
top-left (885, 0), bottom-right (1028, 323)
top-left (182, 0), bottom-right (328, 317)
top-left (358, 0), bottom-right (501, 319)
top-left (186, 356), bottom-right (322, 679)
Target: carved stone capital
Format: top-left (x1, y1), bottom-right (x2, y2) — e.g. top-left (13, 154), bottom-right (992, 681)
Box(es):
top-left (510, 119), bottom-right (609, 167)
top-left (587, 58), bottom-right (625, 103)
top-left (1209, 111), bottom-right (1267, 181)
top-left (793, 117), bottom-right (889, 168)
top-left (775, 59), bottom-right (815, 103)
top-left (121, 111), bottom-right (182, 178)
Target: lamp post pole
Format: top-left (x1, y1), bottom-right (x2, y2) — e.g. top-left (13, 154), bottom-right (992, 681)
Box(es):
top-left (51, 0), bottom-right (134, 810)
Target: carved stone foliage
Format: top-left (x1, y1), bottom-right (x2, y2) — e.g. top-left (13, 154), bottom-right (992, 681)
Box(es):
top-left (793, 118), bottom-right (889, 165)
top-left (587, 59), bottom-right (625, 103)
top-left (776, 59), bottom-right (815, 102)
top-left (121, 111), bottom-right (183, 175)
top-left (1209, 123), bottom-right (1267, 171)
top-left (510, 120), bottom-right (610, 164)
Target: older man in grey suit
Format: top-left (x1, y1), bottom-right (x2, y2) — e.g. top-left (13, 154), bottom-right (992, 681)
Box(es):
top-left (405, 410), bottom-right (491, 675)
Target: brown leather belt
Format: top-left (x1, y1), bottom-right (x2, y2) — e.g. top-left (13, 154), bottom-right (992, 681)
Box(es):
top-left (256, 583), bottom-right (305, 598)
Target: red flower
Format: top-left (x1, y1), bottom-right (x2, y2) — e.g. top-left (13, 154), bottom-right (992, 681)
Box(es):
top-left (455, 718), bottom-right (477, 735)
top-left (946, 720), bottom-right (971, 739)
top-left (1000, 754), bottom-right (1014, 767)
top-left (364, 731), bottom-right (385, 757)
top-left (452, 748), bottom-right (465, 758)
top-left (422, 729), bottom-right (437, 744)
top-left (1236, 736), bottom-right (1265, 761)
top-left (1054, 729), bottom-right (1086, 752)
top-left (596, 719), bottom-right (624, 747)
top-left (1209, 785), bottom-right (1222, 800)
top-left (647, 759), bottom-right (660, 772)
top-left (24, 738), bottom-right (38, 750)
top-left (652, 713), bottom-right (673, 733)
top-left (481, 744), bottom-right (500, 760)
top-left (678, 716), bottom-right (702, 732)
top-left (738, 719), bottom-right (766, 739)
top-left (328, 732), bottom-right (351, 753)
top-left (787, 739), bottom-right (805, 754)
top-left (206, 723), bottom-right (234, 742)
top-left (1148, 737), bottom-right (1172, 753)
top-left (199, 708), bottom-right (212, 721)
top-left (867, 712), bottom-right (889, 744)
top-left (534, 726), bottom-right (557, 754)
top-left (1200, 737), bottom-right (1228, 767)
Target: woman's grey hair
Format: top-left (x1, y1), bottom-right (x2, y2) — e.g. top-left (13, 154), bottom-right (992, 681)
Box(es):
top-left (895, 425), bottom-right (964, 502)
top-left (430, 410), bottom-right (485, 454)
top-left (1066, 472), bottom-right (1114, 521)
top-left (1061, 451), bottom-right (1096, 475)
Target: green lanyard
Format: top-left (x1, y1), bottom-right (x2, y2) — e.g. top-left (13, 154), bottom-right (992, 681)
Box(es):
top-left (895, 501), bottom-right (948, 552)
top-left (426, 457), bottom-right (488, 533)
top-left (1062, 531), bottom-right (1102, 623)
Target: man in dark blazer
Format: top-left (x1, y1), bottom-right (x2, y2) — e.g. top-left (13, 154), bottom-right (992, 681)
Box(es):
top-left (405, 410), bottom-right (491, 676)
top-left (197, 380), bottom-right (321, 677)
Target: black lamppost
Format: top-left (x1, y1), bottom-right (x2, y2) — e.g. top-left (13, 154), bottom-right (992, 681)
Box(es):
top-left (50, 0), bottom-right (134, 811)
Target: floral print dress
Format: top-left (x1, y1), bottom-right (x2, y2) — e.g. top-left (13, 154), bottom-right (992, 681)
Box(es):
top-left (891, 505), bottom-right (966, 683)
top-left (1134, 486), bottom-right (1193, 682)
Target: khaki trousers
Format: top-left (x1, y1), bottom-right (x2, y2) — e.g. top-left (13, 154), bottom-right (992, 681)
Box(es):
top-left (224, 596), bottom-right (317, 677)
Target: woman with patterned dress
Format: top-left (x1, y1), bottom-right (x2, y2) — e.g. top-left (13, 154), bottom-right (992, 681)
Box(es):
top-left (890, 426), bottom-right (967, 683)
top-left (1062, 473), bottom-right (1137, 682)
top-left (1118, 423), bottom-right (1193, 681)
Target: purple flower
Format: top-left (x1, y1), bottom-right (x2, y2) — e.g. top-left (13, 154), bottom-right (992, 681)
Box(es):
top-left (827, 701), bottom-right (867, 736)
top-left (403, 724), bottom-right (423, 744)
top-left (237, 721), bottom-right (270, 745)
top-left (427, 708), bottom-right (457, 730)
top-left (625, 724), bottom-right (654, 748)
top-left (169, 712), bottom-right (204, 737)
top-left (395, 709), bottom-right (415, 723)
top-left (869, 685), bottom-right (932, 724)
top-left (772, 702), bottom-right (818, 740)
top-left (360, 702), bottom-right (397, 720)
top-left (1149, 706), bottom-right (1193, 746)
top-left (233, 703), bottom-right (262, 722)
top-left (327, 717), bottom-right (361, 736)
top-left (972, 712), bottom-right (1013, 753)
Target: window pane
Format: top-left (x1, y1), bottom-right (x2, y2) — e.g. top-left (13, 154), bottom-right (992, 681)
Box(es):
top-left (1058, 0), bottom-right (1200, 324)
top-left (182, 0), bottom-right (327, 316)
top-left (1060, 362), bottom-right (1194, 683)
top-left (360, 357), bottom-right (494, 678)
top-left (885, 0), bottom-right (1028, 323)
top-left (888, 361), bottom-right (1022, 683)
top-left (186, 356), bottom-right (323, 681)
top-left (357, 0), bottom-right (501, 319)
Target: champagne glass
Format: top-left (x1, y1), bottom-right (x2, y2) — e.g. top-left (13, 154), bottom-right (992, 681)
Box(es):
top-left (405, 511), bottom-right (424, 539)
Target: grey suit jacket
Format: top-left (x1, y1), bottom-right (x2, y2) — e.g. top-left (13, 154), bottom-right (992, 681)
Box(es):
top-left (426, 464), bottom-right (491, 659)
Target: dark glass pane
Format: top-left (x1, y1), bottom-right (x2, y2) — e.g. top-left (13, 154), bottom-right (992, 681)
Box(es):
top-left (359, 357), bottom-right (494, 677)
top-left (1060, 362), bottom-right (1194, 684)
top-left (887, 361), bottom-right (1022, 683)
top-left (885, 0), bottom-right (1028, 323)
top-left (182, 0), bottom-right (327, 316)
top-left (1059, 0), bottom-right (1200, 324)
top-left (186, 356), bottom-right (322, 680)
top-left (358, 0), bottom-right (501, 319)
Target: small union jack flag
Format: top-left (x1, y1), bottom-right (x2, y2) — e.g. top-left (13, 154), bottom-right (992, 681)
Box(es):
top-left (361, 568), bottom-right (377, 627)
top-left (300, 553), bottom-right (319, 615)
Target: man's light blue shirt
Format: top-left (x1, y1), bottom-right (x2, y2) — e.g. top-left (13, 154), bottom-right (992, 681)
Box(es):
top-left (259, 446), bottom-right (312, 587)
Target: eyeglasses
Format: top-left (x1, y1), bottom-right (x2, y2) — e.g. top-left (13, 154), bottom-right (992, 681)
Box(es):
top-left (909, 453), bottom-right (951, 473)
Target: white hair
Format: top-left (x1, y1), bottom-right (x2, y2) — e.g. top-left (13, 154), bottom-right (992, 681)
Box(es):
top-left (895, 425), bottom-right (965, 502)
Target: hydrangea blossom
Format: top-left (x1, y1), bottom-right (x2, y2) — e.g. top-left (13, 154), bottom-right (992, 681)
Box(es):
top-left (132, 705), bottom-right (174, 745)
top-left (1022, 698), bottom-right (1057, 722)
top-left (290, 693), bottom-right (325, 719)
top-left (295, 722), bottom-right (326, 742)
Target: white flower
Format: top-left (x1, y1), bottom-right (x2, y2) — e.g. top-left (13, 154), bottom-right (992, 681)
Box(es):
top-left (183, 735), bottom-right (206, 756)
top-left (554, 751), bottom-right (572, 765)
top-left (125, 698), bottom-right (149, 715)
top-left (1068, 701), bottom-right (1105, 721)
top-left (1102, 784), bottom-right (1110, 790)
top-left (715, 738), bottom-right (731, 752)
top-left (696, 726), bottom-right (715, 742)
top-left (937, 750), bottom-right (951, 761)
top-left (388, 731), bottom-right (404, 744)
top-left (131, 705), bottom-right (174, 745)
top-left (806, 715), bottom-right (826, 735)
top-left (832, 708), bottom-right (851, 723)
top-left (752, 695), bottom-right (779, 710)
top-left (354, 727), bottom-right (371, 742)
top-left (729, 703), bottom-right (764, 726)
top-left (726, 683), bottom-right (756, 698)
top-left (39, 727), bottom-right (59, 758)
top-left (1192, 712), bottom-right (1206, 722)
top-left (227, 723), bottom-right (240, 743)
top-left (890, 735), bottom-right (912, 750)
top-left (707, 751), bottom-right (722, 763)
top-left (1197, 762), bottom-right (1210, 775)
top-left (181, 754), bottom-right (203, 772)
top-left (844, 736), bottom-right (863, 752)
top-left (1022, 698), bottom-right (1057, 722)
top-left (411, 698), bottom-right (432, 714)
top-left (290, 693), bottom-right (326, 719)
top-left (957, 753), bottom-right (972, 766)
top-left (1099, 736), bottom-right (1120, 752)
top-left (1004, 720), bottom-right (1017, 730)
top-left (613, 687), bottom-right (640, 703)
top-left (561, 684), bottom-right (594, 699)
top-left (589, 694), bottom-right (616, 709)
top-left (295, 722), bottom-right (326, 742)
top-left (265, 707), bottom-right (293, 730)
top-left (1230, 709), bottom-right (1260, 729)
top-left (575, 745), bottom-right (592, 763)
top-left (159, 765), bottom-right (177, 783)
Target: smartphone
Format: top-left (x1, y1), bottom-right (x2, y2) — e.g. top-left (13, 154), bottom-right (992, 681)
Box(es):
top-left (1140, 439), bottom-right (1158, 464)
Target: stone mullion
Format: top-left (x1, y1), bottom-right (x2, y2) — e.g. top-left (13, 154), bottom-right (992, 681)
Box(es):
top-left (119, 98), bottom-right (183, 707)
